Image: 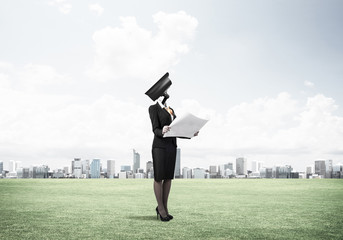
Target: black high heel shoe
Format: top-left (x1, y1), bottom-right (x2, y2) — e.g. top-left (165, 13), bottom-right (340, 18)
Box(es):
top-left (155, 207), bottom-right (170, 222)
top-left (167, 213), bottom-right (173, 220)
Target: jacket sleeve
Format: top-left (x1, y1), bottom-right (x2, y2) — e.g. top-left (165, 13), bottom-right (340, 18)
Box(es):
top-left (149, 106), bottom-right (163, 137)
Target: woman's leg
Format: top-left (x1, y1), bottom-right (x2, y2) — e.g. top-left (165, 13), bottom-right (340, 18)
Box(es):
top-left (154, 180), bottom-right (167, 217)
top-left (162, 179), bottom-right (172, 214)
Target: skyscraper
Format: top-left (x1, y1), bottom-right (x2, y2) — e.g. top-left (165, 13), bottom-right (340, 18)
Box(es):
top-left (315, 160), bottom-right (326, 177)
top-left (91, 159), bottom-right (100, 178)
top-left (209, 165), bottom-right (217, 178)
top-left (236, 157), bottom-right (247, 176)
top-left (306, 166), bottom-right (312, 178)
top-left (251, 161), bottom-right (258, 172)
top-left (74, 158), bottom-right (82, 178)
top-left (9, 160), bottom-right (16, 172)
top-left (81, 160), bottom-right (90, 178)
top-left (174, 148), bottom-right (181, 178)
top-left (146, 161), bottom-right (153, 178)
top-left (133, 149), bottom-right (140, 173)
top-left (325, 160), bottom-right (333, 178)
top-left (107, 160), bottom-right (115, 178)
top-left (0, 161), bottom-right (3, 173)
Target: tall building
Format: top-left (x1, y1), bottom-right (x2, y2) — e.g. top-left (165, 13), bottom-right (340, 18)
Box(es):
top-left (107, 160), bottom-right (116, 178)
top-left (325, 160), bottom-right (333, 178)
top-left (9, 160), bottom-right (16, 172)
top-left (63, 166), bottom-right (69, 175)
top-left (306, 166), bottom-right (313, 178)
top-left (0, 161), bottom-right (3, 173)
top-left (209, 165), bottom-right (217, 178)
top-left (133, 149), bottom-right (140, 173)
top-left (146, 161), bottom-right (153, 178)
top-left (251, 161), bottom-right (258, 172)
top-left (315, 160), bottom-right (326, 177)
top-left (91, 159), bottom-right (101, 178)
top-left (257, 162), bottom-right (264, 172)
top-left (73, 158), bottom-right (82, 178)
top-left (236, 157), bottom-right (247, 176)
top-left (81, 160), bottom-right (90, 178)
top-left (174, 148), bottom-right (181, 178)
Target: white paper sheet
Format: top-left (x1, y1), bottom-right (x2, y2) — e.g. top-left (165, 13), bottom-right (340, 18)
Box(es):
top-left (163, 113), bottom-right (209, 138)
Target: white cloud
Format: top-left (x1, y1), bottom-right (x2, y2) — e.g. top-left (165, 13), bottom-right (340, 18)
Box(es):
top-left (304, 80), bottom-right (314, 87)
top-left (88, 11), bottom-right (198, 81)
top-left (89, 3), bottom-right (104, 16)
top-left (49, 0), bottom-right (72, 14)
top-left (177, 93), bottom-right (343, 170)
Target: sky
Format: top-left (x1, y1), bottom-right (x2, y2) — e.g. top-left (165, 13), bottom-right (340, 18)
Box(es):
top-left (1, 0), bottom-right (343, 172)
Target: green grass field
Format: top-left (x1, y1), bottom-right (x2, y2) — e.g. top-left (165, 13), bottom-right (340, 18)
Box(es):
top-left (0, 179), bottom-right (342, 240)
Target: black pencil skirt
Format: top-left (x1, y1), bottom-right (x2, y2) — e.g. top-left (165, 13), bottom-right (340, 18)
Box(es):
top-left (152, 145), bottom-right (176, 182)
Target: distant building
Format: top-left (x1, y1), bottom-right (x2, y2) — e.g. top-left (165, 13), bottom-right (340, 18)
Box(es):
top-left (224, 168), bottom-right (235, 178)
top-left (236, 157), bottom-right (247, 176)
top-left (53, 169), bottom-right (65, 178)
top-left (209, 165), bottom-right (217, 178)
top-left (174, 148), bottom-right (181, 178)
top-left (260, 167), bottom-right (272, 178)
top-left (182, 167), bottom-right (192, 179)
top-left (315, 160), bottom-right (326, 177)
top-left (278, 165), bottom-right (293, 178)
top-left (134, 173), bottom-right (145, 179)
top-left (133, 149), bottom-right (140, 173)
top-left (81, 160), bottom-right (90, 178)
top-left (251, 161), bottom-right (258, 172)
top-left (118, 172), bottom-right (127, 179)
top-left (121, 165), bottom-right (131, 172)
top-left (0, 161), bottom-right (3, 173)
top-left (325, 160), bottom-right (333, 178)
top-left (91, 159), bottom-right (100, 178)
top-left (17, 168), bottom-right (30, 178)
top-left (193, 168), bottom-right (205, 179)
top-left (107, 160), bottom-right (115, 178)
top-left (33, 165), bottom-right (49, 178)
top-left (258, 162), bottom-right (264, 172)
top-left (63, 166), bottom-right (69, 175)
top-left (306, 166), bottom-right (313, 178)
top-left (74, 158), bottom-right (82, 178)
top-left (9, 160), bottom-right (16, 172)
top-left (332, 164), bottom-right (343, 178)
top-left (227, 162), bottom-right (233, 170)
top-left (146, 161), bottom-right (153, 179)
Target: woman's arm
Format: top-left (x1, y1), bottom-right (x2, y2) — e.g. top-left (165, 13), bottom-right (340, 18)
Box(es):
top-left (149, 106), bottom-right (163, 137)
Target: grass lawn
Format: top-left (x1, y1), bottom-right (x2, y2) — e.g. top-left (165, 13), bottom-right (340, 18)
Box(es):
top-left (0, 179), bottom-right (342, 240)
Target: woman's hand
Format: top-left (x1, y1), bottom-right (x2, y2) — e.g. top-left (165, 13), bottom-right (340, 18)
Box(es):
top-left (194, 131), bottom-right (199, 137)
top-left (162, 126), bottom-right (171, 134)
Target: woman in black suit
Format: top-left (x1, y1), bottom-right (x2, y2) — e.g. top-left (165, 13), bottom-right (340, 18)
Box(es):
top-left (149, 97), bottom-right (176, 221)
top-left (149, 96), bottom-right (199, 221)
top-left (146, 72), bottom-right (198, 221)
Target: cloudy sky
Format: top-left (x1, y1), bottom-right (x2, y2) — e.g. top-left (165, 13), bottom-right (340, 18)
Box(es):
top-left (1, 0), bottom-right (343, 172)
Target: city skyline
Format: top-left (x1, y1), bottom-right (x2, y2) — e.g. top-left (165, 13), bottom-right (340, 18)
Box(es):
top-left (0, 1), bottom-right (343, 172)
top-left (1, 148), bottom-right (342, 179)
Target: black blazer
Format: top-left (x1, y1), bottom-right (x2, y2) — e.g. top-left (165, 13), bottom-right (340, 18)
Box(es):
top-left (149, 103), bottom-right (177, 148)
